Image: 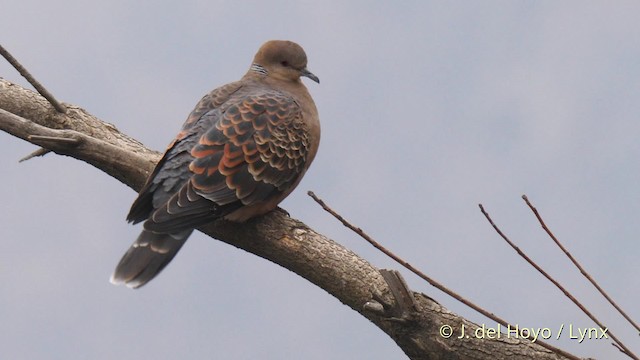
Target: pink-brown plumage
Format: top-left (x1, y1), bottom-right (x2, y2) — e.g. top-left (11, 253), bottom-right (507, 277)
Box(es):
top-left (111, 40), bottom-right (320, 288)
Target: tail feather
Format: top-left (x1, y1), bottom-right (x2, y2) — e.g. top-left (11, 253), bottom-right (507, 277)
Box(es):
top-left (111, 229), bottom-right (192, 289)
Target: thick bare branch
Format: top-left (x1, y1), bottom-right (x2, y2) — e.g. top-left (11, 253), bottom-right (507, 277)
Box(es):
top-left (0, 77), bottom-right (579, 360)
top-left (0, 79), bottom-right (157, 189)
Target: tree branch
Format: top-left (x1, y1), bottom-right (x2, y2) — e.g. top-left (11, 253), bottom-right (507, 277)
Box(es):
top-left (0, 77), bottom-right (580, 360)
top-left (0, 45), bottom-right (67, 114)
top-left (522, 195), bottom-right (640, 335)
top-left (480, 203), bottom-right (637, 360)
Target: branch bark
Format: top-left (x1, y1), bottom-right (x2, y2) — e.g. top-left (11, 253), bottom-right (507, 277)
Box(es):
top-left (0, 77), bottom-right (580, 360)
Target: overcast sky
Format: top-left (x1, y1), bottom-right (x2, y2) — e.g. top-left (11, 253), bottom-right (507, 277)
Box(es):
top-left (2, 1), bottom-right (639, 359)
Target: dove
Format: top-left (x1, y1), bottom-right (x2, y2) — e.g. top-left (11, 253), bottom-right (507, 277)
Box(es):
top-left (111, 40), bottom-right (320, 288)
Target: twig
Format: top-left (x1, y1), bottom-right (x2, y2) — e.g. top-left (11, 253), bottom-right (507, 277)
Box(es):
top-left (0, 44), bottom-right (67, 114)
top-left (19, 148), bottom-right (51, 162)
top-left (479, 203), bottom-right (638, 360)
top-left (522, 194), bottom-right (640, 334)
top-left (308, 191), bottom-right (581, 360)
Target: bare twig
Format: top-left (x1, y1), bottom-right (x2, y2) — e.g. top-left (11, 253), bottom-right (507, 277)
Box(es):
top-left (308, 191), bottom-right (581, 360)
top-left (19, 148), bottom-right (51, 162)
top-left (0, 44), bottom-right (67, 114)
top-left (522, 194), bottom-right (640, 334)
top-left (479, 203), bottom-right (638, 360)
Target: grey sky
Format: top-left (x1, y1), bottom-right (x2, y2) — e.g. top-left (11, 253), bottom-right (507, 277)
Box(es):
top-left (2, 1), bottom-right (639, 359)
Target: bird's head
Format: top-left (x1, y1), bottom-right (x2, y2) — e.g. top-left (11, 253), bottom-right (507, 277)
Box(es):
top-left (251, 40), bottom-right (320, 84)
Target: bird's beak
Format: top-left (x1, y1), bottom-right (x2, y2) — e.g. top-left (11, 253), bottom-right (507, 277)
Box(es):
top-left (301, 68), bottom-right (320, 84)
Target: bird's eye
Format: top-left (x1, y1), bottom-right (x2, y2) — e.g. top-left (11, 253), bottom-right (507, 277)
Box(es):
top-left (280, 61), bottom-right (289, 67)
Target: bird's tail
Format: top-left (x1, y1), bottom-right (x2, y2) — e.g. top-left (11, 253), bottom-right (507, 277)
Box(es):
top-left (110, 229), bottom-right (193, 289)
